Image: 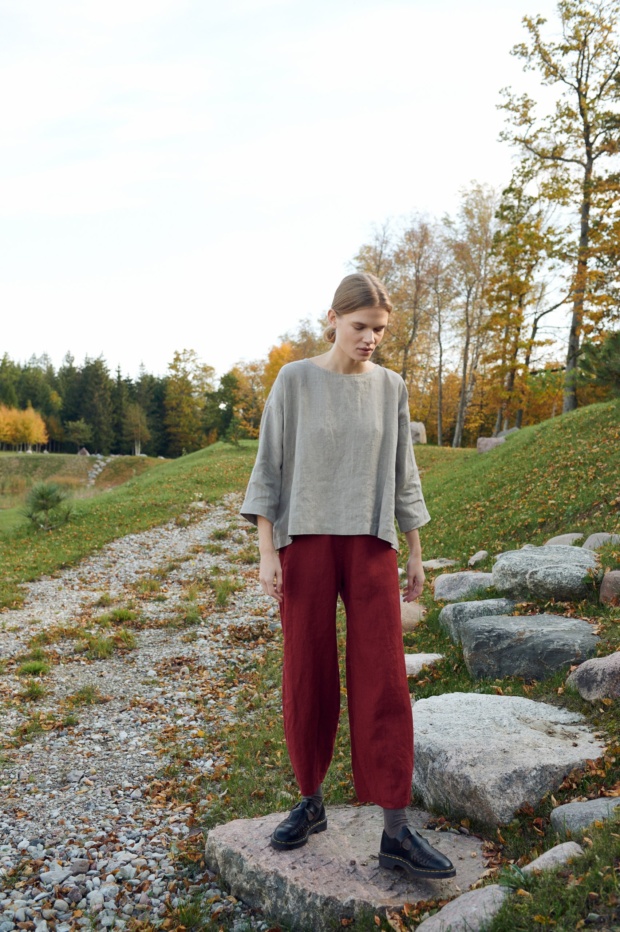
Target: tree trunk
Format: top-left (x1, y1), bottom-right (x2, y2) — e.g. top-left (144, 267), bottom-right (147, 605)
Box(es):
top-left (437, 311), bottom-right (444, 447)
top-left (563, 159), bottom-right (593, 413)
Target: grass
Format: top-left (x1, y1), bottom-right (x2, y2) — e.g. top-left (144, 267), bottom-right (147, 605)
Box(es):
top-left (17, 659), bottom-right (50, 676)
top-left (0, 442), bottom-right (255, 609)
top-left (417, 397), bottom-right (620, 562)
top-left (207, 574), bottom-right (244, 608)
top-left (65, 685), bottom-right (110, 707)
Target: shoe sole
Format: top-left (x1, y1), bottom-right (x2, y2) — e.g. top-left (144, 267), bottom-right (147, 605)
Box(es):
top-left (270, 817), bottom-right (327, 851)
top-left (379, 852), bottom-right (456, 880)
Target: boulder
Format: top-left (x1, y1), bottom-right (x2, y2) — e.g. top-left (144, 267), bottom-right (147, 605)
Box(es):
top-left (600, 571), bottom-right (620, 606)
top-left (412, 693), bottom-right (604, 826)
top-left (551, 798), bottom-right (620, 838)
top-left (438, 599), bottom-right (518, 644)
top-left (405, 654), bottom-right (443, 677)
top-left (468, 550), bottom-right (488, 567)
top-left (460, 614), bottom-right (598, 682)
top-left (423, 558), bottom-right (459, 570)
top-left (583, 532), bottom-right (620, 551)
top-left (410, 421), bottom-right (427, 444)
top-left (416, 885), bottom-right (508, 931)
top-left (522, 841), bottom-right (584, 874)
top-left (401, 599), bottom-right (425, 631)
top-left (477, 438), bottom-right (504, 453)
top-left (566, 651), bottom-right (620, 701)
top-left (492, 545), bottom-right (601, 601)
top-left (496, 427), bottom-right (519, 439)
top-left (434, 572), bottom-right (494, 603)
top-left (204, 805), bottom-right (487, 932)
top-left (544, 533), bottom-right (584, 546)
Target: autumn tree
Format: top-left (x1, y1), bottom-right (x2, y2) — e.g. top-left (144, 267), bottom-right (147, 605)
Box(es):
top-left (500, 0), bottom-right (620, 412)
top-left (123, 403), bottom-right (151, 456)
top-left (164, 349), bottom-right (214, 456)
top-left (447, 183), bottom-right (498, 447)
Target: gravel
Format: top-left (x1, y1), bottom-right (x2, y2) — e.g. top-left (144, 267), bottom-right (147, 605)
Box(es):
top-left (0, 494), bottom-right (277, 930)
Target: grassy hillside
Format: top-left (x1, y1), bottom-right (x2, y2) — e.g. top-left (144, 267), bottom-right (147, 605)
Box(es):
top-left (1, 398), bottom-right (618, 609)
top-left (0, 452), bottom-right (164, 532)
top-left (417, 397), bottom-right (620, 560)
top-left (0, 443), bottom-right (256, 608)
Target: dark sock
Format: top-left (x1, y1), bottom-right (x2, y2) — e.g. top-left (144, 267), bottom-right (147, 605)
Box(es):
top-left (383, 807), bottom-right (410, 840)
top-left (304, 784), bottom-right (323, 810)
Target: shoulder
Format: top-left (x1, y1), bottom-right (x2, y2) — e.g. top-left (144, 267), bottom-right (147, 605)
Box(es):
top-left (374, 365), bottom-right (407, 396)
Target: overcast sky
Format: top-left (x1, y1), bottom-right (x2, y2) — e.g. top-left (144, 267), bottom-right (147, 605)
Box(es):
top-left (1, 0), bottom-right (564, 379)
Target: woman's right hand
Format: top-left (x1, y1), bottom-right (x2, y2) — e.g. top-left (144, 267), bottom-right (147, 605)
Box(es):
top-left (259, 550), bottom-right (283, 603)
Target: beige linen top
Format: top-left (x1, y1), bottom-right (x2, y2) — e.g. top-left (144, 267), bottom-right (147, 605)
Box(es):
top-left (240, 359), bottom-right (431, 551)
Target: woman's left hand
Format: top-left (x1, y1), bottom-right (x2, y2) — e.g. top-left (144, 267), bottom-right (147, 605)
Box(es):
top-left (403, 554), bottom-right (425, 602)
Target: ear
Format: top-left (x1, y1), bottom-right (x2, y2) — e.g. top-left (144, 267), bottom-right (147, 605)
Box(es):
top-left (327, 308), bottom-right (337, 327)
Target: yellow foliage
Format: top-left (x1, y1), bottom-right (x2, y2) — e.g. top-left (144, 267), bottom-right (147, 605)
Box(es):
top-left (0, 404), bottom-right (48, 448)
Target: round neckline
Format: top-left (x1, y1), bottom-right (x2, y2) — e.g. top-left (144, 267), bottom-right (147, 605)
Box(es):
top-left (304, 358), bottom-right (380, 377)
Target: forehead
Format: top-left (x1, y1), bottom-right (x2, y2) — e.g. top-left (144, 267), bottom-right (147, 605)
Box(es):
top-left (346, 306), bottom-right (390, 326)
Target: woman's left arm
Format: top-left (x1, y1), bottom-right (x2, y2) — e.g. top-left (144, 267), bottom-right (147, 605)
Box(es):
top-left (403, 528), bottom-right (425, 602)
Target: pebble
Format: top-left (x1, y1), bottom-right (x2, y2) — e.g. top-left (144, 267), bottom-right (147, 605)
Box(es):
top-left (0, 496), bottom-right (274, 930)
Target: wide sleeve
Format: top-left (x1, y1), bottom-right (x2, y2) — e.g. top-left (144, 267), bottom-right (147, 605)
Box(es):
top-left (394, 381), bottom-right (431, 533)
top-left (240, 378), bottom-right (284, 527)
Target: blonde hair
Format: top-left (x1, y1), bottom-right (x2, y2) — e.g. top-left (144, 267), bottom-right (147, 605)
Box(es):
top-left (324, 273), bottom-right (393, 343)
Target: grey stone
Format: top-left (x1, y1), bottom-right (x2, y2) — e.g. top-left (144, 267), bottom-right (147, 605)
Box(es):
top-left (551, 798), bottom-right (620, 837)
top-left (53, 901), bottom-right (69, 912)
top-left (468, 550), bottom-right (488, 567)
top-left (544, 533), bottom-right (584, 546)
top-left (412, 693), bottom-right (604, 825)
top-left (477, 437), bottom-right (505, 453)
top-left (0, 922), bottom-right (14, 932)
top-left (600, 571), bottom-right (620, 606)
top-left (438, 599), bottom-right (518, 643)
top-left (13, 910), bottom-right (26, 923)
top-left (583, 532), bottom-right (620, 551)
top-left (416, 884), bottom-right (508, 931)
top-left (434, 572), bottom-right (494, 603)
top-left (40, 865), bottom-right (71, 886)
top-left (492, 545), bottom-right (601, 601)
top-left (423, 558), bottom-right (459, 570)
top-left (65, 770), bottom-right (84, 784)
top-left (567, 652), bottom-right (620, 701)
top-left (523, 841), bottom-right (584, 874)
top-left (86, 890), bottom-right (104, 908)
top-left (404, 654), bottom-right (443, 676)
top-left (205, 805), bottom-right (487, 932)
top-left (460, 614), bottom-right (598, 682)
top-left (70, 858), bottom-right (89, 874)
top-left (497, 427), bottom-right (519, 439)
top-left (410, 421), bottom-right (427, 444)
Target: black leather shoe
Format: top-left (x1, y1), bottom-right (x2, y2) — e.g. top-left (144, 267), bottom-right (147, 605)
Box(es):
top-left (270, 799), bottom-right (327, 851)
top-left (379, 826), bottom-right (456, 879)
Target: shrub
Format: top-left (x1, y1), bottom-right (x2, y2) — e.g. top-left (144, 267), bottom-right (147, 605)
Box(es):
top-left (22, 482), bottom-right (72, 531)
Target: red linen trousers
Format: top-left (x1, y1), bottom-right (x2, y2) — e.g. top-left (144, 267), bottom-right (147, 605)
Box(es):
top-left (279, 534), bottom-right (414, 809)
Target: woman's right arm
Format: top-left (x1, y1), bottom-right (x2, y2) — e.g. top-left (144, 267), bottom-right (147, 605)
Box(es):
top-left (257, 515), bottom-right (283, 603)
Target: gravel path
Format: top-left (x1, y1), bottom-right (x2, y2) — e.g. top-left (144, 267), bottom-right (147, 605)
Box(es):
top-left (0, 494), bottom-right (276, 931)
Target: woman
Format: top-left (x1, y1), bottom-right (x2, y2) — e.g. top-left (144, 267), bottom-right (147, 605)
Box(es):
top-left (241, 272), bottom-right (454, 880)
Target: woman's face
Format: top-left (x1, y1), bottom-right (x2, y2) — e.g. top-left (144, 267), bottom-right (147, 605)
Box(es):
top-left (329, 305), bottom-right (390, 364)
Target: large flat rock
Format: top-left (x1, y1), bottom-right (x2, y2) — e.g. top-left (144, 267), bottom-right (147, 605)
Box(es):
top-left (413, 693), bottom-right (604, 826)
top-left (204, 805), bottom-right (487, 931)
top-left (460, 613), bottom-right (599, 682)
top-left (438, 599), bottom-right (518, 643)
top-left (492, 544), bottom-right (601, 601)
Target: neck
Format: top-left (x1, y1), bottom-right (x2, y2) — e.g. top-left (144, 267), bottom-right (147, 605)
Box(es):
top-left (316, 346), bottom-right (375, 374)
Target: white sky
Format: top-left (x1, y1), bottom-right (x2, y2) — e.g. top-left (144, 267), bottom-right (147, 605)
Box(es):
top-left (0, 0), bottom-right (565, 379)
